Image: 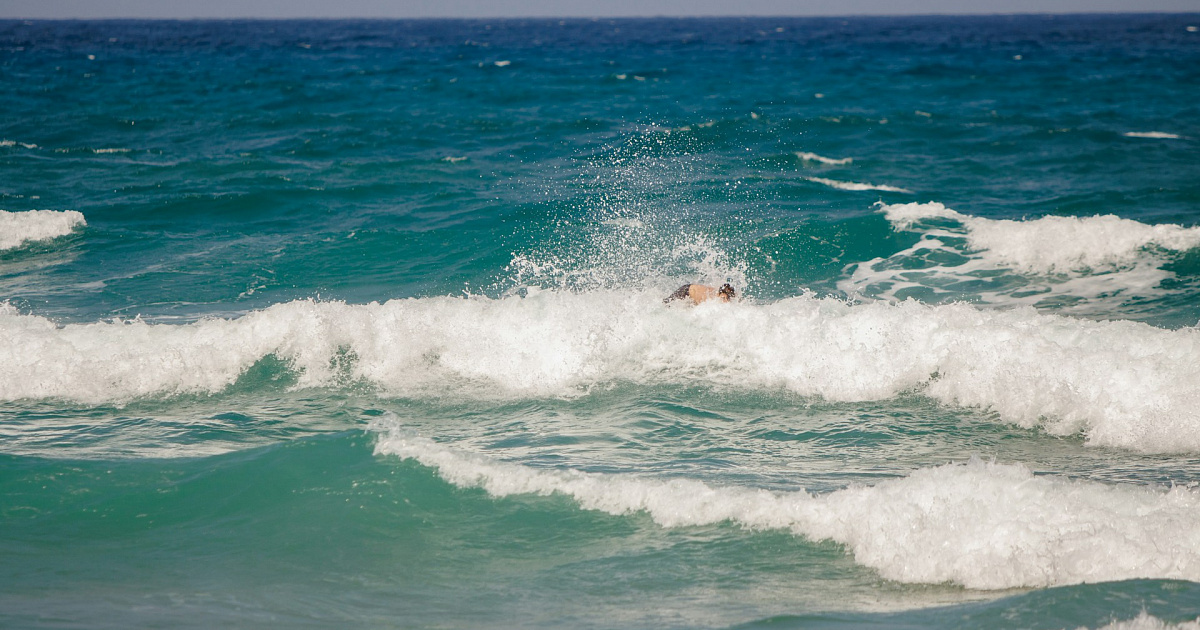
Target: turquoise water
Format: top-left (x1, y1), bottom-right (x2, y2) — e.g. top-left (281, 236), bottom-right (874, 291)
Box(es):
top-left (3, 15), bottom-right (1200, 629)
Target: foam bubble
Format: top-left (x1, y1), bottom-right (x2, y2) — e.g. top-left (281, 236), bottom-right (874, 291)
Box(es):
top-left (806, 177), bottom-right (912, 194)
top-left (842, 202), bottom-right (1200, 313)
top-left (1124, 131), bottom-right (1182, 139)
top-left (795, 152), bottom-right (853, 165)
top-left (0, 209), bottom-right (86, 251)
top-left (373, 428), bottom-right (1200, 590)
top-left (5, 294), bottom-right (1200, 453)
top-left (1088, 613), bottom-right (1200, 630)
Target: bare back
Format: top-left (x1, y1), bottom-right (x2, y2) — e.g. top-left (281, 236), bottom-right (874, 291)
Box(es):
top-left (664, 283), bottom-right (730, 305)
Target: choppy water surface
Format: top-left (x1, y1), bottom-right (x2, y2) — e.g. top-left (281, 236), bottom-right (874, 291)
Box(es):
top-left (3, 15), bottom-right (1200, 629)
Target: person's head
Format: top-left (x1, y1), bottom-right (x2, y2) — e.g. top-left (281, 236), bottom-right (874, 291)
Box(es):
top-left (718, 284), bottom-right (736, 301)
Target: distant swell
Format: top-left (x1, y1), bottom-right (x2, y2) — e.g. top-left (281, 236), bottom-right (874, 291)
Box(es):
top-left (0, 139), bottom-right (38, 149)
top-left (5, 294), bottom-right (1200, 453)
top-left (795, 152), bottom-right (853, 165)
top-left (1123, 131), bottom-right (1182, 139)
top-left (0, 209), bottom-right (86, 251)
top-left (374, 429), bottom-right (1200, 590)
top-left (806, 177), bottom-right (912, 193)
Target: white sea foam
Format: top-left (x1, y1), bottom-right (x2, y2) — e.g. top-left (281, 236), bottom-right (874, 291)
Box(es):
top-left (1087, 613), bottom-right (1200, 630)
top-left (806, 177), bottom-right (912, 194)
top-left (795, 152), bottom-right (853, 165)
top-left (1124, 131), bottom-right (1182, 139)
top-left (373, 429), bottom-right (1200, 590)
top-left (5, 293), bottom-right (1200, 453)
top-left (841, 202), bottom-right (1200, 313)
top-left (0, 209), bottom-right (87, 251)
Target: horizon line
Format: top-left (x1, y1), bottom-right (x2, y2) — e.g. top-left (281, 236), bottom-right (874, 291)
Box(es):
top-left (3, 10), bottom-right (1198, 20)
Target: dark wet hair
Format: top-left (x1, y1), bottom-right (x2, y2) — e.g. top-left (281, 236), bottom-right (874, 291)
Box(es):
top-left (718, 284), bottom-right (735, 298)
top-left (664, 284), bottom-right (692, 303)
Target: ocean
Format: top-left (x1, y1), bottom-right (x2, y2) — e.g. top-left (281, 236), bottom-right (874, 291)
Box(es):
top-left (2, 14), bottom-right (1200, 629)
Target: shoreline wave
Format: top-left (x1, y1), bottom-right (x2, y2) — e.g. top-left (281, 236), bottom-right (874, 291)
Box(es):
top-left (373, 427), bottom-right (1200, 590)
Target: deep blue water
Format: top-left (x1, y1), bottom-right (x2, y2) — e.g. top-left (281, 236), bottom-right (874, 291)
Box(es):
top-left (2, 15), bottom-right (1200, 629)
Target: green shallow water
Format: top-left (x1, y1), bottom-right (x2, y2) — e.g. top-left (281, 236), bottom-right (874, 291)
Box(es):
top-left (5, 430), bottom-right (1199, 629)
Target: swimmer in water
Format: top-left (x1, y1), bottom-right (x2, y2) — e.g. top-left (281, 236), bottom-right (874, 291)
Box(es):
top-left (664, 283), bottom-right (736, 305)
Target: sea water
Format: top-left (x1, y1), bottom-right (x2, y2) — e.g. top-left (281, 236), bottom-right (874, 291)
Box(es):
top-left (2, 15), bottom-right (1200, 629)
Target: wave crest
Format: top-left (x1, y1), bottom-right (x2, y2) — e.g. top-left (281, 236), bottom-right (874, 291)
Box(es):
top-left (841, 202), bottom-right (1200, 315)
top-left (883, 202), bottom-right (1200, 272)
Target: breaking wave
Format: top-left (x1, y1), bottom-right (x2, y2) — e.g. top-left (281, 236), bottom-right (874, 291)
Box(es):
top-left (4, 293), bottom-right (1200, 453)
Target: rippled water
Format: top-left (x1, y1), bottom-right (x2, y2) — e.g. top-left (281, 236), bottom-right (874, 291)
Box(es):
top-left (3, 15), bottom-right (1200, 629)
